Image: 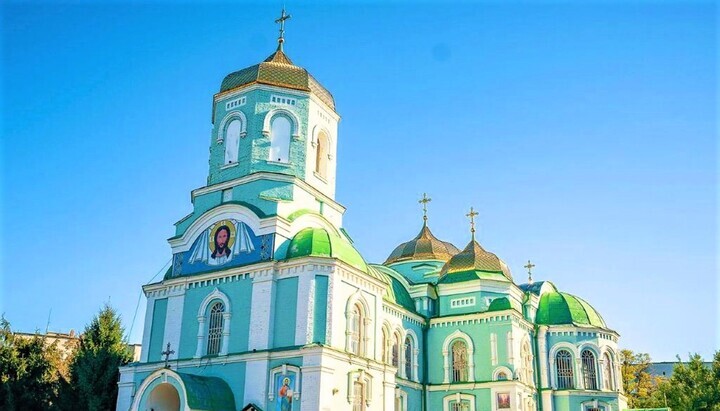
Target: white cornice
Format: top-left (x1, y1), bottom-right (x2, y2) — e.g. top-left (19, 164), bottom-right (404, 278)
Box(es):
top-left (190, 172), bottom-right (345, 214)
top-left (213, 83), bottom-right (340, 120)
top-left (430, 309), bottom-right (535, 332)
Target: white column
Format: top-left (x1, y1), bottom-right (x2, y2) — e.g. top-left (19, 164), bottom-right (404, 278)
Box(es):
top-left (537, 326), bottom-right (553, 411)
top-left (162, 286), bottom-right (185, 359)
top-left (295, 271), bottom-right (315, 345)
top-left (194, 316), bottom-right (206, 358)
top-left (507, 331), bottom-right (514, 364)
top-left (220, 312), bottom-right (231, 356)
top-left (490, 333), bottom-right (498, 366)
top-left (140, 295), bottom-right (155, 363)
top-left (116, 366), bottom-right (135, 411)
top-left (243, 358), bottom-right (269, 406)
top-left (249, 272), bottom-right (275, 350)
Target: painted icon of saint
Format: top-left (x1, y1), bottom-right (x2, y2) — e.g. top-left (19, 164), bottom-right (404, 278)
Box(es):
top-left (278, 377), bottom-right (293, 411)
top-left (188, 219), bottom-right (255, 266)
top-left (211, 225), bottom-right (232, 264)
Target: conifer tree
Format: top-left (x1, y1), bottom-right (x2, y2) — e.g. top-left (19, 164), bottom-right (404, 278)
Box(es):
top-left (69, 305), bottom-right (133, 411)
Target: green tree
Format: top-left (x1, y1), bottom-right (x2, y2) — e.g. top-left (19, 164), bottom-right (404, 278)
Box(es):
top-left (620, 349), bottom-right (666, 408)
top-left (0, 316), bottom-right (66, 411)
top-left (69, 305), bottom-right (133, 411)
top-left (663, 352), bottom-right (720, 411)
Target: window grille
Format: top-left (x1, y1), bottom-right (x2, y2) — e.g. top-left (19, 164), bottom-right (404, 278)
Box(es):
top-left (391, 335), bottom-right (399, 367)
top-left (603, 353), bottom-right (613, 390)
top-left (451, 401), bottom-right (471, 411)
top-left (555, 350), bottom-right (574, 389)
top-left (352, 381), bottom-right (364, 411)
top-left (207, 302), bottom-right (225, 355)
top-left (349, 304), bottom-right (361, 355)
top-left (582, 350), bottom-right (598, 390)
top-left (404, 336), bottom-right (413, 379)
top-left (451, 340), bottom-right (468, 382)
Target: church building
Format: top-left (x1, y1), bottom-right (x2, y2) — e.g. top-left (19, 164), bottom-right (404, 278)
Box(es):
top-left (117, 11), bottom-right (628, 411)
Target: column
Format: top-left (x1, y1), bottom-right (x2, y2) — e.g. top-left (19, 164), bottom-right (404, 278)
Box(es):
top-left (248, 271), bottom-right (275, 350)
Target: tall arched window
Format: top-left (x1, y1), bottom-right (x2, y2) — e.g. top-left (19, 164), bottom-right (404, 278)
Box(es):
top-left (269, 116), bottom-right (291, 163)
top-left (224, 119), bottom-right (241, 164)
top-left (352, 380), bottom-right (365, 411)
top-left (582, 349), bottom-right (598, 390)
top-left (348, 303), bottom-right (363, 355)
top-left (555, 350), bottom-right (574, 389)
top-left (404, 336), bottom-right (413, 379)
top-left (391, 333), bottom-right (400, 367)
top-left (521, 340), bottom-right (534, 385)
top-left (603, 353), bottom-right (614, 390)
top-left (207, 301), bottom-right (225, 355)
top-left (315, 131), bottom-right (329, 178)
top-left (381, 328), bottom-right (388, 364)
top-left (451, 340), bottom-right (469, 382)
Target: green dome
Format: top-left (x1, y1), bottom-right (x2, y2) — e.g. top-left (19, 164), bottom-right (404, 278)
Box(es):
top-left (437, 240), bottom-right (513, 284)
top-left (285, 227), bottom-right (367, 272)
top-left (219, 49), bottom-right (335, 109)
top-left (369, 265), bottom-right (417, 313)
top-left (384, 224), bottom-right (460, 265)
top-left (536, 291), bottom-right (607, 328)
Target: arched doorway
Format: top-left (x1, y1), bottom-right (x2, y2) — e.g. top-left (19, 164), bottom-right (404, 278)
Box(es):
top-left (146, 383), bottom-right (180, 411)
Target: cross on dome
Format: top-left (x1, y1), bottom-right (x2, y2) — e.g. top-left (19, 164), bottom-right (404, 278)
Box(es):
top-left (161, 342), bottom-right (175, 368)
top-left (419, 193), bottom-right (432, 223)
top-left (466, 207), bottom-right (479, 240)
top-left (524, 260), bottom-right (536, 284)
top-left (275, 7), bottom-right (292, 51)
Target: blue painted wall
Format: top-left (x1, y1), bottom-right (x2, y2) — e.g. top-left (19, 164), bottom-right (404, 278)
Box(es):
top-left (272, 277), bottom-right (298, 348)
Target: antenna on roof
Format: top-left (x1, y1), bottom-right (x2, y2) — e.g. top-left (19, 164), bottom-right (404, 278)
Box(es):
top-left (45, 308), bottom-right (52, 334)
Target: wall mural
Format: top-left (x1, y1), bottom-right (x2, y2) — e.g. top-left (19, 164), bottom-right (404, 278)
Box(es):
top-left (170, 219), bottom-right (273, 277)
top-left (275, 373), bottom-right (295, 411)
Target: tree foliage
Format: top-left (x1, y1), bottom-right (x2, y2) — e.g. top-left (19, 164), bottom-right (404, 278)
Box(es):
top-left (70, 304), bottom-right (133, 411)
top-left (662, 352), bottom-right (720, 411)
top-left (0, 316), bottom-right (66, 411)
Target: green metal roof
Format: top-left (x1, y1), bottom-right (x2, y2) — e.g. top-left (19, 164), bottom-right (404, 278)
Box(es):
top-left (285, 227), bottom-right (367, 272)
top-left (437, 240), bottom-right (513, 284)
top-left (176, 372), bottom-right (236, 411)
top-left (219, 49), bottom-right (335, 109)
top-left (535, 291), bottom-right (607, 328)
top-left (369, 264), bottom-right (417, 313)
top-left (488, 297), bottom-right (512, 312)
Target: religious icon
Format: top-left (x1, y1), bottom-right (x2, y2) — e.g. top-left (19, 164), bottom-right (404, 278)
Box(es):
top-left (497, 392), bottom-right (511, 409)
top-left (188, 219), bottom-right (255, 266)
top-left (276, 375), bottom-right (294, 411)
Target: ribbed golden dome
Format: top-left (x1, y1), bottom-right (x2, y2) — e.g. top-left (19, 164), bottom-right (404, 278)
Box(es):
top-left (384, 224), bottom-right (460, 265)
top-left (438, 240), bottom-right (513, 283)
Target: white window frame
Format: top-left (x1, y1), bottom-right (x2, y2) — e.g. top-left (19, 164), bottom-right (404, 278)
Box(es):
top-left (268, 364), bottom-right (302, 402)
top-left (194, 288), bottom-right (231, 358)
top-left (442, 330), bottom-right (475, 383)
top-left (345, 294), bottom-right (371, 357)
top-left (225, 96), bottom-right (246, 111)
top-left (450, 297), bottom-right (476, 308)
top-left (347, 369), bottom-right (373, 407)
top-left (442, 393), bottom-right (475, 411)
top-left (216, 111), bottom-right (247, 144)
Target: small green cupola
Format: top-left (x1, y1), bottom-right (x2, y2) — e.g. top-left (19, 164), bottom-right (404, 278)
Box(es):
top-left (284, 227), bottom-right (367, 272)
top-left (535, 288), bottom-right (607, 328)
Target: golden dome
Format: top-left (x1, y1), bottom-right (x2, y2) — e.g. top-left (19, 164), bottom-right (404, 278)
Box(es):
top-left (384, 224), bottom-right (460, 265)
top-left (438, 240), bottom-right (513, 283)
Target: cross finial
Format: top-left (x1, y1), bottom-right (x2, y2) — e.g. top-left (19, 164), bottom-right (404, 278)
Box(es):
top-left (161, 342), bottom-right (175, 368)
top-left (274, 7), bottom-right (292, 51)
top-left (418, 193), bottom-right (432, 224)
top-left (466, 207), bottom-right (479, 240)
top-left (524, 260), bottom-right (536, 284)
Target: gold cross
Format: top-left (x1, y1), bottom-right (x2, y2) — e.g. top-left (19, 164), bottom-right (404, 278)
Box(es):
top-left (418, 193), bottom-right (432, 223)
top-left (466, 207), bottom-right (479, 239)
top-left (524, 260), bottom-right (536, 283)
top-left (275, 7), bottom-right (292, 51)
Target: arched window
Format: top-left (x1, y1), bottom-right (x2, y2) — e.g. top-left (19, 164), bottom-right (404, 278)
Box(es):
top-left (206, 301), bottom-right (225, 355)
top-left (555, 350), bottom-right (574, 389)
top-left (582, 349), bottom-right (598, 390)
top-left (315, 131), bottom-right (329, 178)
top-left (348, 303), bottom-right (363, 355)
top-left (352, 380), bottom-right (365, 411)
top-left (497, 371), bottom-right (508, 381)
top-left (521, 340), bottom-right (534, 385)
top-left (391, 333), bottom-right (400, 367)
top-left (224, 119), bottom-right (241, 164)
top-left (451, 340), bottom-right (469, 382)
top-left (269, 116), bottom-right (291, 163)
top-left (603, 353), bottom-right (614, 390)
top-left (404, 336), bottom-right (413, 379)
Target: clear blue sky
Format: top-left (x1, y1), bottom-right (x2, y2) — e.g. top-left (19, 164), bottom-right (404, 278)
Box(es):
top-left (1, 1), bottom-right (716, 361)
